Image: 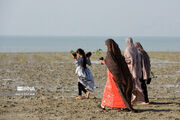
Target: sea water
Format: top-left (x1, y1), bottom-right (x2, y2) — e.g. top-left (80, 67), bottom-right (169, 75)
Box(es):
top-left (0, 36), bottom-right (180, 52)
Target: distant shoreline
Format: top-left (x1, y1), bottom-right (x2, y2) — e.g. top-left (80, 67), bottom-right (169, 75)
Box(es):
top-left (0, 51), bottom-right (180, 54)
top-left (0, 36), bottom-right (180, 52)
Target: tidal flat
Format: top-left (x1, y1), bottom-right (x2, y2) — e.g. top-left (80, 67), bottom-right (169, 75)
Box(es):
top-left (0, 52), bottom-right (180, 120)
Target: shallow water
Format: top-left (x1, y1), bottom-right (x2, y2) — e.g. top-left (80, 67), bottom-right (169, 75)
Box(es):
top-left (2, 78), bottom-right (13, 81)
top-left (156, 74), bottom-right (179, 78)
top-left (15, 81), bottom-right (24, 85)
top-left (150, 84), bottom-right (179, 88)
top-left (49, 69), bottom-right (54, 72)
top-left (175, 90), bottom-right (180, 94)
top-left (151, 59), bottom-right (180, 64)
top-left (53, 61), bottom-right (65, 64)
top-left (1, 36), bottom-right (180, 52)
top-left (91, 60), bottom-right (100, 64)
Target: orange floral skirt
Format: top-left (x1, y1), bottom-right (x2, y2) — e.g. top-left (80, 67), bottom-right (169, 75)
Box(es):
top-left (101, 69), bottom-right (127, 108)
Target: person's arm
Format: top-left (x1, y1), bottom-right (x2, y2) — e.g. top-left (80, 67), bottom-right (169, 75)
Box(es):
top-left (87, 57), bottom-right (92, 66)
top-left (100, 60), bottom-right (105, 65)
top-left (75, 58), bottom-right (81, 67)
top-left (72, 54), bottom-right (77, 60)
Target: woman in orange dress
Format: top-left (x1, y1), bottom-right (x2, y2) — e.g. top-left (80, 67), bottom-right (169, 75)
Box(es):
top-left (100, 39), bottom-right (134, 112)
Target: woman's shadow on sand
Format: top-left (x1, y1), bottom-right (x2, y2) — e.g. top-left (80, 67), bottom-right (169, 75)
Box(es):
top-left (137, 101), bottom-right (180, 113)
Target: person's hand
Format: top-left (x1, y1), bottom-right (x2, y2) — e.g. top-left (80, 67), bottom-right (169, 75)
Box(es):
top-left (100, 60), bottom-right (105, 65)
top-left (72, 55), bottom-right (77, 60)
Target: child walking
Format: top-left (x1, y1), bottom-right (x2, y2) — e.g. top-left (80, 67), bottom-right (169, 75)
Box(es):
top-left (72, 48), bottom-right (94, 99)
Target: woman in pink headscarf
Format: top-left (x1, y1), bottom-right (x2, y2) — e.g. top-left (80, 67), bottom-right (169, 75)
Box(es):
top-left (134, 42), bottom-right (151, 104)
top-left (124, 37), bottom-right (144, 105)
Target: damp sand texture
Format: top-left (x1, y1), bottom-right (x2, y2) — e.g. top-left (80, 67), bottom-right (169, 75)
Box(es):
top-left (0, 52), bottom-right (180, 120)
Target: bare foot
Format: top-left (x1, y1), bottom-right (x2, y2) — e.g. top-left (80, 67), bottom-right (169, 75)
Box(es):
top-left (131, 99), bottom-right (137, 106)
top-left (99, 105), bottom-right (105, 110)
top-left (76, 96), bottom-right (82, 100)
top-left (141, 102), bottom-right (150, 105)
top-left (131, 95), bottom-right (136, 106)
top-left (86, 92), bottom-right (90, 99)
top-left (131, 101), bottom-right (136, 106)
top-left (101, 105), bottom-right (105, 108)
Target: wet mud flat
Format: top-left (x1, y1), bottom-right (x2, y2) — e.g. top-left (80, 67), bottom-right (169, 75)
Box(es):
top-left (0, 52), bottom-right (180, 120)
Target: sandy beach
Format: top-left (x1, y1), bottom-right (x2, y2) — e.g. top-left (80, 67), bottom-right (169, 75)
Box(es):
top-left (0, 52), bottom-right (180, 120)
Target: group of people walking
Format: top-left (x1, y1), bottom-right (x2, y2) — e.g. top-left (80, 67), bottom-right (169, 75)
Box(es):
top-left (72, 37), bottom-right (151, 112)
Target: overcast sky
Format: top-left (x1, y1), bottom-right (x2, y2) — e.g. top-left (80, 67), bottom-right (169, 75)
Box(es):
top-left (0, 0), bottom-right (180, 36)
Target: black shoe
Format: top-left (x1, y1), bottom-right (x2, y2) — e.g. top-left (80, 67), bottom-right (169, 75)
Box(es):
top-left (146, 78), bottom-right (151, 84)
top-left (121, 108), bottom-right (131, 112)
top-left (131, 109), bottom-right (138, 113)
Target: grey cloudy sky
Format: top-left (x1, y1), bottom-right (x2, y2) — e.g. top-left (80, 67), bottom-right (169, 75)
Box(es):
top-left (0, 0), bottom-right (180, 36)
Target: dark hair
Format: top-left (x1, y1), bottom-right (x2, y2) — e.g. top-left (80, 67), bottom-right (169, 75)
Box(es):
top-left (76, 48), bottom-right (87, 69)
top-left (86, 52), bottom-right (92, 58)
top-left (99, 57), bottom-right (104, 60)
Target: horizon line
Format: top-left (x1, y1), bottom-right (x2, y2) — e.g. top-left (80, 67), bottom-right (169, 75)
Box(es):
top-left (0, 35), bottom-right (180, 37)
